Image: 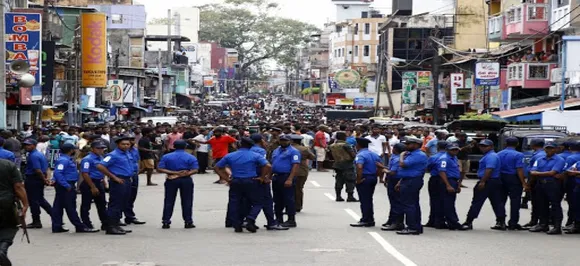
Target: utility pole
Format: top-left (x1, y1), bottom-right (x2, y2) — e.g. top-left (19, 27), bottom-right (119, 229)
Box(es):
top-left (42, 0), bottom-right (50, 41)
top-left (157, 49), bottom-right (163, 106)
top-left (296, 50), bottom-right (301, 96)
top-left (167, 9), bottom-right (172, 65)
top-left (0, 2), bottom-right (6, 128)
top-left (431, 28), bottom-right (441, 125)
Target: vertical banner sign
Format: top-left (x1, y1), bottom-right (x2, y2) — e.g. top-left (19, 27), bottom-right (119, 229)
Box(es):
top-left (42, 41), bottom-right (55, 94)
top-left (402, 72), bottom-right (417, 104)
top-left (5, 13), bottom-right (42, 97)
top-left (450, 73), bottom-right (464, 105)
top-left (81, 13), bottom-right (107, 87)
top-left (475, 62), bottom-right (500, 86)
top-left (416, 71), bottom-right (431, 88)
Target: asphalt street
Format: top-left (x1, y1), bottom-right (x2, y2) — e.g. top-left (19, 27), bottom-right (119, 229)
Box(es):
top-left (9, 171), bottom-right (580, 266)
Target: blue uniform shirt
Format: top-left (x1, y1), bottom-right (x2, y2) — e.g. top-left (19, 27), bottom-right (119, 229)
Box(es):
top-left (398, 149), bottom-right (428, 178)
top-left (53, 154), bottom-right (79, 189)
top-left (129, 147), bottom-right (140, 173)
top-left (564, 153), bottom-right (580, 170)
top-left (159, 150), bottom-right (199, 173)
top-left (250, 145), bottom-right (267, 175)
top-left (25, 149), bottom-right (48, 176)
top-left (531, 154), bottom-right (566, 180)
top-left (437, 153), bottom-right (460, 179)
top-left (568, 162), bottom-right (580, 184)
top-left (478, 150), bottom-right (501, 179)
top-left (355, 148), bottom-right (382, 175)
top-left (425, 138), bottom-right (438, 156)
top-left (271, 146), bottom-right (301, 174)
top-left (98, 148), bottom-right (136, 177)
top-left (498, 147), bottom-right (525, 175)
top-left (428, 151), bottom-right (445, 176)
top-left (346, 136), bottom-right (357, 147)
top-left (216, 148), bottom-right (269, 178)
top-left (81, 153), bottom-right (105, 180)
top-left (0, 147), bottom-right (15, 162)
top-left (559, 151), bottom-right (572, 160)
top-left (387, 155), bottom-right (401, 178)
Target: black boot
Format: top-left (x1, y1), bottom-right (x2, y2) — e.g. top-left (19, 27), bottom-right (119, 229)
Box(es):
top-left (565, 222), bottom-right (580, 234)
top-left (346, 193), bottom-right (359, 202)
top-left (490, 218), bottom-right (507, 231)
top-left (522, 220), bottom-right (538, 229)
top-left (460, 217), bottom-right (474, 230)
top-left (281, 216), bottom-right (297, 228)
top-left (26, 218), bottom-right (42, 229)
top-left (245, 219), bottom-right (259, 233)
top-left (105, 222), bottom-right (126, 235)
top-left (547, 225), bottom-right (562, 235)
top-left (0, 242), bottom-right (11, 266)
top-left (335, 189), bottom-right (344, 202)
top-left (528, 224), bottom-right (549, 232)
top-left (520, 197), bottom-right (529, 209)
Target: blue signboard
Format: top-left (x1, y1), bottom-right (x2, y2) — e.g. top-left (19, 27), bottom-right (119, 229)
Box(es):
top-left (475, 62), bottom-right (500, 86)
top-left (4, 13), bottom-right (42, 99)
top-left (354, 98), bottom-right (374, 107)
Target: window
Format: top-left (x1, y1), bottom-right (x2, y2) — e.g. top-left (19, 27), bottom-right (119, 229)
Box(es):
top-left (409, 40), bottom-right (423, 50)
top-left (111, 14), bottom-right (123, 24)
top-left (364, 23), bottom-right (370, 34)
top-left (341, 48), bottom-right (345, 57)
top-left (354, 45), bottom-right (359, 57)
top-left (354, 24), bottom-right (359, 35)
top-left (528, 64), bottom-right (548, 79)
top-left (336, 26), bottom-right (342, 33)
top-left (363, 45), bottom-right (370, 57)
top-left (362, 11), bottom-right (368, 18)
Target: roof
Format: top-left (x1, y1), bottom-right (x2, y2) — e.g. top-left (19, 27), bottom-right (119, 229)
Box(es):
top-left (145, 35), bottom-right (191, 42)
top-left (492, 98), bottom-right (580, 119)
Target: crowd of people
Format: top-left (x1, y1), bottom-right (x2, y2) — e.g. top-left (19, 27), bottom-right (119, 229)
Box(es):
top-left (1, 93), bottom-right (580, 265)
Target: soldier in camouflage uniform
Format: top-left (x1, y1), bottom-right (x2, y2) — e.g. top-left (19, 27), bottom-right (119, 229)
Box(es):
top-left (0, 159), bottom-right (28, 266)
top-left (330, 132), bottom-right (358, 202)
top-left (267, 127), bottom-right (282, 161)
top-left (291, 135), bottom-right (316, 212)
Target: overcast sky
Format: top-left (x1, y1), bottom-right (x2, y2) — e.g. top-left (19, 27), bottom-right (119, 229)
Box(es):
top-left (135, 0), bottom-right (393, 28)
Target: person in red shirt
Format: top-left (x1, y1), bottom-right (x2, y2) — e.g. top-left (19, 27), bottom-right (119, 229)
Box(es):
top-left (195, 128), bottom-right (237, 184)
top-left (314, 125), bottom-right (328, 172)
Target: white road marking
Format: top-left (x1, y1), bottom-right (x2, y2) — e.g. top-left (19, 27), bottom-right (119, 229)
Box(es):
top-left (310, 180), bottom-right (321, 187)
top-left (369, 232), bottom-right (417, 266)
top-left (344, 208), bottom-right (361, 221)
top-left (324, 193), bottom-right (336, 201)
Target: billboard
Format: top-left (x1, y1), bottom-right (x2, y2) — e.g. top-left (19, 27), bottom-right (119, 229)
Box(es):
top-left (42, 41), bottom-right (55, 94)
top-left (475, 62), bottom-right (500, 86)
top-left (81, 13), bottom-right (107, 87)
top-left (5, 13), bottom-right (42, 97)
top-left (450, 73), bottom-right (464, 105)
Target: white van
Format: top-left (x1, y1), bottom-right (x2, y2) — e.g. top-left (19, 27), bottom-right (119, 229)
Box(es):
top-left (140, 116), bottom-right (179, 125)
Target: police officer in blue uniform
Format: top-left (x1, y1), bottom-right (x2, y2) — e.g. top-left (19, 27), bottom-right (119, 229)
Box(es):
top-left (522, 139), bottom-right (546, 229)
top-left (425, 141), bottom-right (448, 229)
top-left (381, 143), bottom-right (406, 231)
top-left (0, 137), bottom-right (15, 162)
top-left (436, 143), bottom-right (465, 230)
top-left (97, 135), bottom-right (136, 235)
top-left (124, 135), bottom-right (146, 226)
top-left (51, 143), bottom-right (99, 233)
top-left (461, 139), bottom-right (505, 230)
top-left (558, 141), bottom-right (573, 160)
top-left (396, 137), bottom-right (428, 235)
top-left (497, 137), bottom-right (528, 230)
top-left (22, 138), bottom-right (52, 228)
top-left (350, 138), bottom-right (382, 228)
top-left (565, 157), bottom-right (580, 234)
top-left (563, 142), bottom-right (580, 230)
top-left (216, 137), bottom-right (271, 233)
top-left (528, 142), bottom-right (566, 235)
top-left (158, 140), bottom-right (199, 229)
top-left (250, 134), bottom-right (288, 231)
top-left (80, 141), bottom-right (109, 230)
top-left (271, 135), bottom-right (301, 228)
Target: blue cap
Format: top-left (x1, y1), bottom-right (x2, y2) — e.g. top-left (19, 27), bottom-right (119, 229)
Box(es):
top-left (446, 143), bottom-right (460, 150)
top-left (505, 137), bottom-right (519, 145)
top-left (544, 141), bottom-right (558, 148)
top-left (290, 134), bottom-right (304, 141)
top-left (241, 137), bottom-right (255, 146)
top-left (174, 140), bottom-right (187, 149)
top-left (90, 141), bottom-right (107, 149)
top-left (571, 141), bottom-right (580, 150)
top-left (22, 138), bottom-right (37, 145)
top-left (530, 138), bottom-right (545, 147)
top-left (61, 143), bottom-right (77, 152)
top-left (279, 135), bottom-right (292, 141)
top-left (250, 133), bottom-right (263, 143)
top-left (114, 135), bottom-right (131, 143)
top-left (479, 139), bottom-right (494, 146)
top-left (437, 141), bottom-right (449, 149)
top-left (562, 141), bottom-right (574, 148)
top-left (355, 137), bottom-right (371, 145)
top-left (404, 136), bottom-right (422, 144)
top-left (0, 137), bottom-right (4, 146)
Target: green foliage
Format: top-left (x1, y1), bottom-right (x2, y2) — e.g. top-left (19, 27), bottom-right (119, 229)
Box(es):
top-left (311, 87), bottom-right (321, 94)
top-left (360, 77), bottom-right (368, 92)
top-left (459, 113), bottom-right (496, 121)
top-left (199, 0), bottom-right (319, 73)
top-left (301, 88), bottom-right (311, 95)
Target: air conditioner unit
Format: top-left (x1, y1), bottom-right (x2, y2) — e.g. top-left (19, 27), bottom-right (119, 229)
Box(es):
top-left (550, 68), bottom-right (569, 83)
top-left (549, 84), bottom-right (561, 97)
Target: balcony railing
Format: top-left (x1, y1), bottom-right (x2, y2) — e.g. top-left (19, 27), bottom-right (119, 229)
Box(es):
top-left (507, 62), bottom-right (556, 89)
top-left (488, 15), bottom-right (503, 34)
top-left (503, 3), bottom-right (549, 38)
top-left (551, 5), bottom-right (571, 31)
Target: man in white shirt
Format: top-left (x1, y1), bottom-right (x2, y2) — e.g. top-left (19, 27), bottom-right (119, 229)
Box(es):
top-left (193, 129), bottom-right (210, 174)
top-left (365, 125), bottom-right (387, 157)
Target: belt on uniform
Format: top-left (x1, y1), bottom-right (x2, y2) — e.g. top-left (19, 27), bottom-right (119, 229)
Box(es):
top-left (539, 178), bottom-right (556, 184)
top-left (116, 176), bottom-right (132, 179)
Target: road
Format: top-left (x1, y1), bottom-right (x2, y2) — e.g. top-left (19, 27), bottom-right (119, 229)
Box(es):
top-left (9, 171), bottom-right (580, 266)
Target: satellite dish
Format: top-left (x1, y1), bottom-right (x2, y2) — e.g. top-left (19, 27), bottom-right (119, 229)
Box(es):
top-left (9, 60), bottom-right (30, 74)
top-left (18, 73), bottom-right (36, 87)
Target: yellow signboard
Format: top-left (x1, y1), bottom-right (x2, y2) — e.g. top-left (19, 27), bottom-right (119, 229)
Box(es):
top-left (336, 98), bottom-right (354, 105)
top-left (81, 13), bottom-right (107, 87)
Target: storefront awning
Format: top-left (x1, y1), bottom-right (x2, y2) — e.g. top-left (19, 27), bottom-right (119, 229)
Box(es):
top-left (492, 98), bottom-right (580, 121)
top-left (130, 106), bottom-right (149, 113)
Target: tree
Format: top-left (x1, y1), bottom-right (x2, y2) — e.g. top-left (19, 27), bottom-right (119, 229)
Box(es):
top-left (199, 0), bottom-right (319, 77)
